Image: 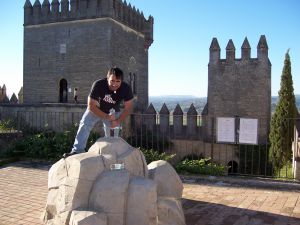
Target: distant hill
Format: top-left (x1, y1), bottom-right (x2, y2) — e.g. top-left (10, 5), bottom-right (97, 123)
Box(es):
top-left (149, 95), bottom-right (206, 113)
top-left (271, 94), bottom-right (300, 112)
top-left (149, 95), bottom-right (300, 113)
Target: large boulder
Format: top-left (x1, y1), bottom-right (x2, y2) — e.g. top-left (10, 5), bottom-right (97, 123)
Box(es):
top-left (43, 137), bottom-right (185, 225)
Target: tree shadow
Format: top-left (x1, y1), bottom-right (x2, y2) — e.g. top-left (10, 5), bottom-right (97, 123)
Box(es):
top-left (182, 198), bottom-right (300, 225)
top-left (0, 160), bottom-right (52, 171)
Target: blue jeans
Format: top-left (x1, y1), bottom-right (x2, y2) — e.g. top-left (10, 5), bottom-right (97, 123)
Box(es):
top-left (71, 109), bottom-right (121, 153)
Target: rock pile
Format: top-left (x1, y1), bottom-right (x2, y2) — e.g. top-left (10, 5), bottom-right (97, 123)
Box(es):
top-left (43, 137), bottom-right (186, 225)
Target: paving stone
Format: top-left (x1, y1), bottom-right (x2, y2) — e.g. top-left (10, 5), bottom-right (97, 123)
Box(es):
top-left (1, 161), bottom-right (300, 225)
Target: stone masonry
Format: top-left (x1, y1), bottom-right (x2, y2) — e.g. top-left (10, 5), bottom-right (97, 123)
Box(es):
top-left (23, 0), bottom-right (153, 112)
top-left (202, 35), bottom-right (271, 143)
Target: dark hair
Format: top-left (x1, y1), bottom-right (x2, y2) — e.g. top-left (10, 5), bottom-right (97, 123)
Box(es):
top-left (107, 67), bottom-right (124, 80)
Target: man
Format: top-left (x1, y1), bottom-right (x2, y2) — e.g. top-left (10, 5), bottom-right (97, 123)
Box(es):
top-left (63, 67), bottom-right (133, 158)
top-left (74, 88), bottom-right (78, 103)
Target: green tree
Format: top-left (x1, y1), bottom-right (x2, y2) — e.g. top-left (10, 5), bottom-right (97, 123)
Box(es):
top-left (269, 50), bottom-right (297, 171)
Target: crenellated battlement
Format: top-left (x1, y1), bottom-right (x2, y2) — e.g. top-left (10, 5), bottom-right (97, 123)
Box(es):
top-left (24, 0), bottom-right (153, 47)
top-left (209, 35), bottom-right (269, 63)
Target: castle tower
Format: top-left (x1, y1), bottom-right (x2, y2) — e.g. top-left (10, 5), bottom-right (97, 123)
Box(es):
top-left (203, 35), bottom-right (271, 144)
top-left (23, 0), bottom-right (153, 112)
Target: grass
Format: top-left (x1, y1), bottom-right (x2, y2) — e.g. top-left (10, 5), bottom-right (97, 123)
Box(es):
top-left (275, 162), bottom-right (294, 180)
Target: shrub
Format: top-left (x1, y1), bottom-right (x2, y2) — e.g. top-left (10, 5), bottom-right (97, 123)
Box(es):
top-left (2, 125), bottom-right (100, 160)
top-left (140, 148), bottom-right (175, 164)
top-left (0, 119), bottom-right (17, 131)
top-left (175, 158), bottom-right (228, 176)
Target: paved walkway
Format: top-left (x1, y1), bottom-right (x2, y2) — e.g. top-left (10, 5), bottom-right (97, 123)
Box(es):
top-left (0, 161), bottom-right (49, 225)
top-left (0, 161), bottom-right (300, 225)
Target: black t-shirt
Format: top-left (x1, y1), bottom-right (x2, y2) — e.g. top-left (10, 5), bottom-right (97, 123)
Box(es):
top-left (89, 78), bottom-right (134, 113)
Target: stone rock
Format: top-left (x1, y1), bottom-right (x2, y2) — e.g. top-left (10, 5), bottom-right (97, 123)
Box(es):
top-left (148, 160), bottom-right (183, 198)
top-left (89, 137), bottom-right (148, 177)
top-left (126, 177), bottom-right (157, 225)
top-left (69, 210), bottom-right (107, 225)
top-left (89, 170), bottom-right (130, 225)
top-left (43, 137), bottom-right (186, 225)
top-left (157, 198), bottom-right (186, 225)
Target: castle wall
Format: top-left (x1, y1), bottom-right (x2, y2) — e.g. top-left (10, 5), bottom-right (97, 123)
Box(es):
top-left (208, 59), bottom-right (271, 117)
top-left (23, 0), bottom-right (153, 112)
top-left (204, 36), bottom-right (271, 143)
top-left (0, 104), bottom-right (86, 132)
top-left (0, 103), bottom-right (237, 167)
top-left (169, 139), bottom-right (238, 167)
top-left (24, 19), bottom-right (111, 103)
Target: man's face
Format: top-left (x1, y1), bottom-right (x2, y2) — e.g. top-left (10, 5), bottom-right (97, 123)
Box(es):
top-left (107, 74), bottom-right (122, 91)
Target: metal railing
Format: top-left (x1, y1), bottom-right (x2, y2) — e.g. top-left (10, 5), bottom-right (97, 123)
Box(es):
top-left (0, 109), bottom-right (298, 179)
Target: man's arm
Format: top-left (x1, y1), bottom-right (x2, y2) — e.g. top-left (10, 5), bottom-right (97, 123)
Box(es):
top-left (111, 99), bottom-right (133, 128)
top-left (87, 96), bottom-right (114, 121)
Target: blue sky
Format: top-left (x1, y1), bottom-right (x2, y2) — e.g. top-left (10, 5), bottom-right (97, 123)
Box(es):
top-left (0, 0), bottom-right (299, 98)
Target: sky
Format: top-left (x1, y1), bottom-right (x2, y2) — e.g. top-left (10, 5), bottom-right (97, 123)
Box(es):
top-left (0, 0), bottom-right (299, 98)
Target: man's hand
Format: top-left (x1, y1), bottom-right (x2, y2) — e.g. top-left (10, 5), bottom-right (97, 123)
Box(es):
top-left (107, 113), bottom-right (115, 122)
top-left (88, 96), bottom-right (110, 120)
top-left (110, 119), bottom-right (120, 128)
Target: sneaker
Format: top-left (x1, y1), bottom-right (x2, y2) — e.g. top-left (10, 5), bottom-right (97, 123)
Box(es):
top-left (63, 152), bottom-right (78, 158)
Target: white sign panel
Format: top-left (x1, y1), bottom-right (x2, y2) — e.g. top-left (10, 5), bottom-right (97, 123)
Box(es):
top-left (60, 44), bottom-right (66, 54)
top-left (239, 118), bottom-right (258, 144)
top-left (217, 117), bottom-right (235, 143)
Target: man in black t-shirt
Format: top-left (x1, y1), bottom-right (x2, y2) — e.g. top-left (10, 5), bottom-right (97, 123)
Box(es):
top-left (63, 67), bottom-right (134, 158)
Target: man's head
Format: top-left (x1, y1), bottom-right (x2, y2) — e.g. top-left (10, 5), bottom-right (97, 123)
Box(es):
top-left (107, 67), bottom-right (124, 92)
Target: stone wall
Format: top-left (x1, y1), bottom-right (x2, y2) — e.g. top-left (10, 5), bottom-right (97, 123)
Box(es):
top-left (0, 103), bottom-right (133, 136)
top-left (203, 36), bottom-right (271, 143)
top-left (0, 103), bottom-right (86, 132)
top-left (23, 0), bottom-right (153, 112)
top-left (169, 139), bottom-right (238, 167)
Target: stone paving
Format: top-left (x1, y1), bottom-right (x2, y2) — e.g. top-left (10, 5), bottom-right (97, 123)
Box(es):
top-left (0, 162), bottom-right (49, 225)
top-left (0, 161), bottom-right (300, 225)
top-left (182, 177), bottom-right (300, 225)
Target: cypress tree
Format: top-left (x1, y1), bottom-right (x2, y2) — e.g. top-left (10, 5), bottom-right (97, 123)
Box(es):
top-left (269, 50), bottom-right (297, 171)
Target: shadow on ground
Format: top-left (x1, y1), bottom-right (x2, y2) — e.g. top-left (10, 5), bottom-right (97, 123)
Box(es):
top-left (183, 198), bottom-right (300, 225)
top-left (0, 160), bottom-right (52, 170)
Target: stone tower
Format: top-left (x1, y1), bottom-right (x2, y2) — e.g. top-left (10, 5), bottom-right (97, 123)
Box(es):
top-left (203, 35), bottom-right (271, 144)
top-left (23, 0), bottom-right (153, 112)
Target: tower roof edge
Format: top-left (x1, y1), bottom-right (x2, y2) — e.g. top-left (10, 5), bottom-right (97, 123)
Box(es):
top-left (210, 37), bottom-right (220, 50)
top-left (226, 39), bottom-right (235, 50)
top-left (242, 37), bottom-right (251, 49)
top-left (24, 0), bottom-right (33, 7)
top-left (257, 35), bottom-right (268, 49)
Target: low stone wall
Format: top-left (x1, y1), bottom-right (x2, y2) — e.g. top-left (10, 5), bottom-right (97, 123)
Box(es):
top-left (168, 139), bottom-right (238, 166)
top-left (0, 104), bottom-right (133, 137)
top-left (0, 103), bottom-right (86, 132)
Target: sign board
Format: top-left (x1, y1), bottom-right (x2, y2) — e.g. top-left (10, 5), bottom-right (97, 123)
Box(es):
top-left (60, 44), bottom-right (66, 54)
top-left (216, 117), bottom-right (235, 143)
top-left (239, 118), bottom-right (258, 144)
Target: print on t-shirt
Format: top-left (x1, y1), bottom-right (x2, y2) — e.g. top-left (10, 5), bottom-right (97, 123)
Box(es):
top-left (103, 94), bottom-right (116, 104)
